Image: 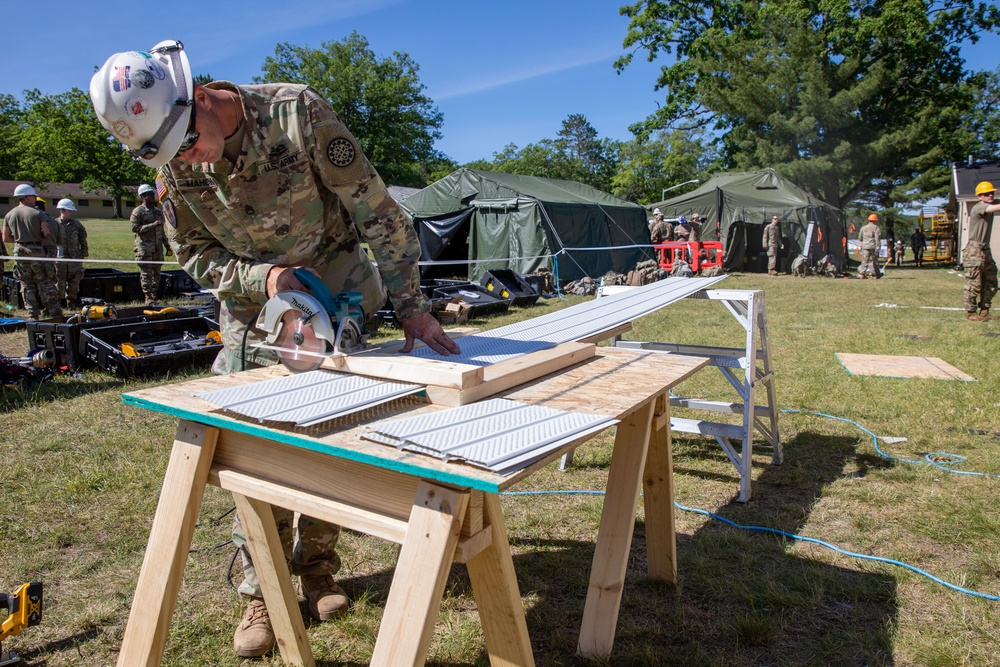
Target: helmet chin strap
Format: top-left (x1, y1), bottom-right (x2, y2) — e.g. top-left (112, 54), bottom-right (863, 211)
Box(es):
top-left (128, 42), bottom-right (193, 161)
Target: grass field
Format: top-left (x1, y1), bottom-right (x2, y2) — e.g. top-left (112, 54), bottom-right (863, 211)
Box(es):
top-left (2, 233), bottom-right (999, 666)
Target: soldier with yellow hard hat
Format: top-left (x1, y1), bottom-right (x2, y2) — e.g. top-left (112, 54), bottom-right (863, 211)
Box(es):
top-left (964, 181), bottom-right (999, 321)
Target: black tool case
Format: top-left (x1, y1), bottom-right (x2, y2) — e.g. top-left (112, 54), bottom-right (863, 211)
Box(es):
top-left (479, 269), bottom-right (540, 307)
top-left (78, 315), bottom-right (222, 376)
top-left (431, 283), bottom-right (511, 318)
top-left (26, 307), bottom-right (204, 369)
top-left (77, 268), bottom-right (144, 302)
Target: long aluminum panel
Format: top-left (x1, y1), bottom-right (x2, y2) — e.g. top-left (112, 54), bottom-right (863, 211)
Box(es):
top-left (361, 398), bottom-right (616, 473)
top-left (409, 276), bottom-right (726, 363)
top-left (195, 370), bottom-right (424, 426)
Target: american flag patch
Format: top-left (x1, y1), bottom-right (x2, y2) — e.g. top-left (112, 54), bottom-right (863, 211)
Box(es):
top-left (113, 66), bottom-right (131, 92)
top-left (155, 176), bottom-right (167, 202)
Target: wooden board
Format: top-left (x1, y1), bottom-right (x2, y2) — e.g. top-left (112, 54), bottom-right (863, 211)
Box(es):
top-left (835, 353), bottom-right (976, 381)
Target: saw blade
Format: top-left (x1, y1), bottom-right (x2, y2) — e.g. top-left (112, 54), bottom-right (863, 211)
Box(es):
top-left (273, 309), bottom-right (328, 372)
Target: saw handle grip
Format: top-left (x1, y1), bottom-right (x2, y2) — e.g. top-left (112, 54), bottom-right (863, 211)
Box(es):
top-left (292, 268), bottom-right (339, 317)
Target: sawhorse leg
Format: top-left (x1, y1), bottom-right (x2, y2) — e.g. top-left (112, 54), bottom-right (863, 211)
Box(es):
top-left (467, 493), bottom-right (535, 666)
top-left (578, 400), bottom-right (656, 660)
top-left (116, 421), bottom-right (218, 667)
top-left (370, 481), bottom-right (470, 666)
top-left (231, 494), bottom-right (313, 666)
top-left (643, 395), bottom-right (677, 583)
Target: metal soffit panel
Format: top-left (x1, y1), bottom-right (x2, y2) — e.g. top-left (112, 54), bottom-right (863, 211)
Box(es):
top-left (405, 336), bottom-right (554, 365)
top-left (410, 276), bottom-right (727, 363)
top-left (194, 370), bottom-right (425, 426)
top-left (361, 398), bottom-right (617, 474)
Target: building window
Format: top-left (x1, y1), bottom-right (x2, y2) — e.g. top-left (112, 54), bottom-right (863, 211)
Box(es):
top-left (125, 200), bottom-right (135, 208)
top-left (102, 200), bottom-right (113, 207)
top-left (0, 197), bottom-right (8, 205)
top-left (78, 199), bottom-right (89, 206)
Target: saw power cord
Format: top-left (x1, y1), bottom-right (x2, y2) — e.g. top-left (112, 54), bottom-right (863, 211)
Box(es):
top-left (781, 408), bottom-right (1000, 480)
top-left (501, 409), bottom-right (1000, 602)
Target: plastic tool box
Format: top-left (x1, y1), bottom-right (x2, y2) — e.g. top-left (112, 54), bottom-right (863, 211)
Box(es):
top-left (26, 306), bottom-right (203, 369)
top-left (479, 269), bottom-right (539, 307)
top-left (79, 315), bottom-right (222, 377)
top-left (431, 283), bottom-right (511, 319)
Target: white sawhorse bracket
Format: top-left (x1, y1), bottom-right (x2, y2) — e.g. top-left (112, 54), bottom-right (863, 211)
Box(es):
top-left (560, 288), bottom-right (781, 503)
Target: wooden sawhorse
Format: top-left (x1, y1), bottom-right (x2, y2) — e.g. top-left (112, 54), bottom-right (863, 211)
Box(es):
top-left (118, 348), bottom-right (707, 665)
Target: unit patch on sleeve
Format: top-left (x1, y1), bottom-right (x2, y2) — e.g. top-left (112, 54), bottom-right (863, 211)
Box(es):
top-left (326, 137), bottom-right (356, 167)
top-left (162, 198), bottom-right (177, 228)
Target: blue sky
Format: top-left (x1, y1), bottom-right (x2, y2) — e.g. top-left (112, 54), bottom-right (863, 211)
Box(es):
top-left (3, 0), bottom-right (999, 166)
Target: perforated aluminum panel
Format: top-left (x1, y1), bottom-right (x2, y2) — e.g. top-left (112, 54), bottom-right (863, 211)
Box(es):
top-left (362, 398), bottom-right (617, 473)
top-left (195, 370), bottom-right (424, 426)
top-left (409, 276), bottom-right (726, 362)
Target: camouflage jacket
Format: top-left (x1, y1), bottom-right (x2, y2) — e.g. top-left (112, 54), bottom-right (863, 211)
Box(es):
top-left (649, 219), bottom-right (672, 244)
top-left (762, 222), bottom-right (781, 251)
top-left (159, 82), bottom-right (428, 322)
top-left (59, 218), bottom-right (88, 259)
top-left (130, 203), bottom-right (168, 254)
top-left (859, 222), bottom-right (880, 251)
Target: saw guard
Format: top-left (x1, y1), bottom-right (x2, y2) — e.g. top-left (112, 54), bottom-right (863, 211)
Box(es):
top-left (256, 290), bottom-right (337, 357)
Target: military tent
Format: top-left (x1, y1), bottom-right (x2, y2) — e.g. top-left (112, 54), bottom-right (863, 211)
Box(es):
top-left (649, 169), bottom-right (846, 272)
top-left (399, 169), bottom-right (654, 284)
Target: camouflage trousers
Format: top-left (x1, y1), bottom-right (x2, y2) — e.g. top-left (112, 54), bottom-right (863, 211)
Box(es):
top-left (60, 261), bottom-right (84, 301)
top-left (14, 246), bottom-right (62, 318)
top-left (767, 250), bottom-right (779, 272)
top-left (962, 246), bottom-right (997, 313)
top-left (858, 249), bottom-right (878, 276)
top-left (136, 251), bottom-right (163, 299)
top-left (232, 508), bottom-right (342, 598)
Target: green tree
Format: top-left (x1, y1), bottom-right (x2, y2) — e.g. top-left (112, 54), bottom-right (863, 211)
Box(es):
top-left (15, 88), bottom-right (154, 217)
top-left (0, 94), bottom-right (24, 180)
top-left (612, 127), bottom-right (718, 203)
top-left (468, 115), bottom-right (621, 193)
top-left (258, 32), bottom-right (445, 187)
top-left (617, 0), bottom-right (1000, 210)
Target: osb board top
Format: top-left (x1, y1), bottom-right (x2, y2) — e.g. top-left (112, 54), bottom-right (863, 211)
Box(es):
top-left (123, 348), bottom-right (708, 492)
top-left (835, 353), bottom-right (976, 382)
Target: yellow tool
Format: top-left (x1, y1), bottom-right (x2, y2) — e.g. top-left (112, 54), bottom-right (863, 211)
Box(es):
top-left (81, 304), bottom-right (117, 320)
top-left (121, 330), bottom-right (222, 358)
top-left (1, 582), bottom-right (42, 666)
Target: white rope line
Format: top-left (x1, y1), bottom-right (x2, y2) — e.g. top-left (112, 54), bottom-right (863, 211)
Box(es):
top-left (0, 255), bottom-right (180, 266)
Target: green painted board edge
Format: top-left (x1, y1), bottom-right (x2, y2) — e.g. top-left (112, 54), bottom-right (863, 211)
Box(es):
top-left (122, 393), bottom-right (502, 493)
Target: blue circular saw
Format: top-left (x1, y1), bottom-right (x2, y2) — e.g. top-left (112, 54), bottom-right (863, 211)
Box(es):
top-left (255, 269), bottom-right (368, 372)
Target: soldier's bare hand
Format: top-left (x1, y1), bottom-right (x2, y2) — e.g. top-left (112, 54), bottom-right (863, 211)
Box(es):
top-left (400, 312), bottom-right (461, 356)
top-left (265, 265), bottom-right (317, 297)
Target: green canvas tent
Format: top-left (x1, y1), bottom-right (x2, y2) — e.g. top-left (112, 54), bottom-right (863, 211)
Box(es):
top-left (399, 169), bottom-right (654, 284)
top-left (650, 169), bottom-right (846, 272)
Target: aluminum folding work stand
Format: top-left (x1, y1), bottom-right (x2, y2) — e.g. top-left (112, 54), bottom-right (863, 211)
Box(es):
top-left (559, 288), bottom-right (781, 503)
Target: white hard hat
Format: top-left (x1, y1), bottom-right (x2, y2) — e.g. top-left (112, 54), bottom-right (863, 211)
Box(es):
top-left (137, 183), bottom-right (155, 196)
top-left (57, 198), bottom-right (77, 211)
top-left (653, 208), bottom-right (662, 215)
top-left (13, 183), bottom-right (37, 197)
top-left (90, 40), bottom-right (194, 169)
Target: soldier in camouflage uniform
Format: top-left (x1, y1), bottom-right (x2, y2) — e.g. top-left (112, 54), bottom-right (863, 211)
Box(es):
top-left (56, 199), bottom-right (88, 307)
top-left (92, 41), bottom-right (461, 659)
top-left (130, 184), bottom-right (171, 304)
top-left (858, 214), bottom-right (882, 279)
top-left (763, 215), bottom-right (783, 275)
top-left (35, 198), bottom-right (64, 303)
top-left (963, 181), bottom-right (999, 321)
top-left (649, 208), bottom-right (673, 243)
top-left (2, 185), bottom-right (61, 319)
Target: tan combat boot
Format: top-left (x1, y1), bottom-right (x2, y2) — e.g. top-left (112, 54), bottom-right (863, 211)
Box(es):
top-left (301, 574), bottom-right (349, 621)
top-left (980, 309), bottom-right (993, 321)
top-left (233, 598), bottom-right (275, 658)
top-left (966, 311), bottom-right (985, 322)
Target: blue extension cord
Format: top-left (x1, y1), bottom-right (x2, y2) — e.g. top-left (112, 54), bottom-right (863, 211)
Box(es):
top-left (501, 409), bottom-right (1000, 602)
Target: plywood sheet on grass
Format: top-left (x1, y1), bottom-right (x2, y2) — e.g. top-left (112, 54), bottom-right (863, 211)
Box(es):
top-left (835, 353), bottom-right (975, 381)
